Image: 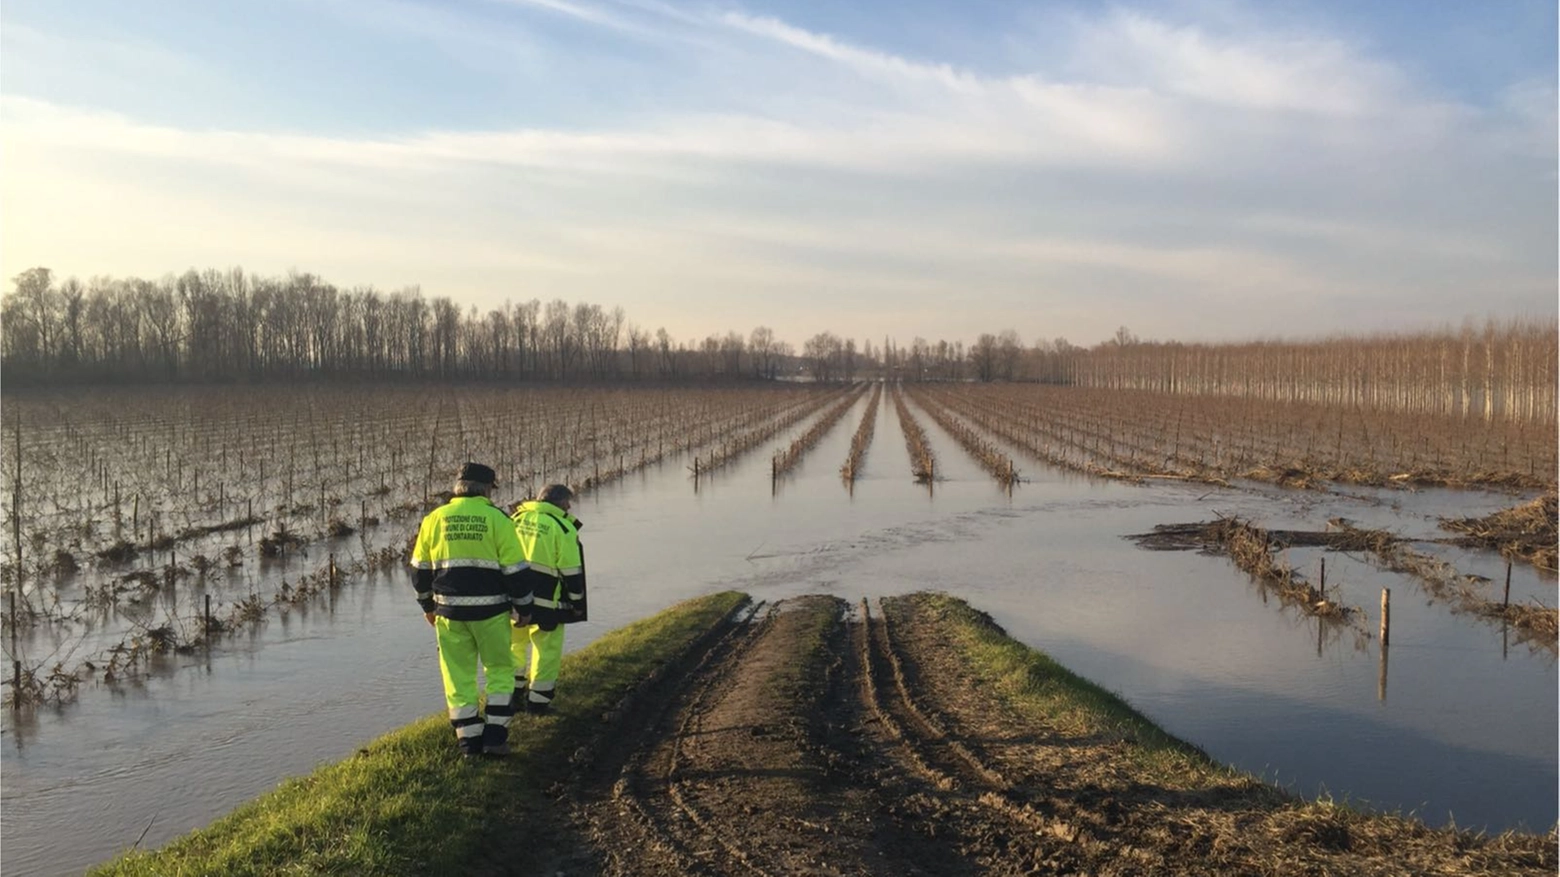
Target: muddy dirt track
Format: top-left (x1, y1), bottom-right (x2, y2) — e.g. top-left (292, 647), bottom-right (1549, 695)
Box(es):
top-left (523, 594), bottom-right (1553, 876)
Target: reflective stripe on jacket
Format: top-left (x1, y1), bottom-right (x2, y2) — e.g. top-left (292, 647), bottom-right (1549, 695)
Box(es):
top-left (411, 496), bottom-right (527, 621)
top-left (510, 500), bottom-right (587, 625)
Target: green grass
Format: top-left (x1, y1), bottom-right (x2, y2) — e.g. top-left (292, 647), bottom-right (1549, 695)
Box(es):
top-left (898, 592), bottom-right (1262, 790)
top-left (91, 591), bottom-right (750, 877)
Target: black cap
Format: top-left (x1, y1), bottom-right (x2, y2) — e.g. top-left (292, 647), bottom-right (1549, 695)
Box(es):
top-left (458, 462), bottom-right (497, 485)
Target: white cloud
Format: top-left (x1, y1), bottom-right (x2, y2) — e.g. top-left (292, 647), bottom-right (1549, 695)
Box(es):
top-left (1081, 10), bottom-right (1405, 115)
top-left (720, 12), bottom-right (986, 94)
top-left (1, 3), bottom-right (1552, 346)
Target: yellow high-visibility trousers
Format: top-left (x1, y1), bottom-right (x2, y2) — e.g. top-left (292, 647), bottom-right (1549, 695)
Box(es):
top-left (436, 614), bottom-right (516, 752)
top-left (512, 621), bottom-right (565, 713)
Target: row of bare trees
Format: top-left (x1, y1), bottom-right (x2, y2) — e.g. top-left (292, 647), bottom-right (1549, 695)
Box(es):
top-left (5, 267), bottom-right (1553, 426)
top-left (1060, 321), bottom-right (1557, 424)
top-left (0, 267), bottom-right (802, 384)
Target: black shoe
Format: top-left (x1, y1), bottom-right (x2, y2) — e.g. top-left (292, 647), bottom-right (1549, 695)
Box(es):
top-left (524, 699), bottom-right (551, 716)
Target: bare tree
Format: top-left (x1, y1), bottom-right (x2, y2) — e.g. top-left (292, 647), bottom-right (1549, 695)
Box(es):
top-left (996, 329), bottom-right (1022, 381)
top-left (626, 324), bottom-right (649, 380)
top-left (970, 333), bottom-right (999, 382)
top-left (749, 326), bottom-right (777, 379)
top-left (804, 332), bottom-right (843, 382)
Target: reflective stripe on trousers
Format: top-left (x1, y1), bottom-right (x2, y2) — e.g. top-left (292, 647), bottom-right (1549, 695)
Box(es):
top-left (513, 623), bottom-right (565, 704)
top-left (435, 615), bottom-right (516, 745)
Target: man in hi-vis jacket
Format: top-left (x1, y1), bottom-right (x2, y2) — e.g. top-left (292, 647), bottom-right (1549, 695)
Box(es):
top-left (410, 462), bottom-right (529, 758)
top-left (510, 483), bottom-right (587, 715)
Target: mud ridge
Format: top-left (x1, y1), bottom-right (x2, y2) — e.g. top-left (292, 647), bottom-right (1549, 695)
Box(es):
top-left (533, 593), bottom-right (1553, 876)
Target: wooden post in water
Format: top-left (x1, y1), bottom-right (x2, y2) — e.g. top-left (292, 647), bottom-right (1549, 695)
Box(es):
top-left (1319, 557), bottom-right (1326, 601)
top-left (1503, 561), bottom-right (1512, 609)
top-left (166, 550), bottom-right (177, 613)
top-left (1377, 633), bottom-right (1389, 702)
top-left (10, 589), bottom-right (20, 696)
top-left (204, 594), bottom-right (212, 645)
top-left (1379, 588), bottom-right (1391, 646)
top-left (11, 415), bottom-right (21, 596)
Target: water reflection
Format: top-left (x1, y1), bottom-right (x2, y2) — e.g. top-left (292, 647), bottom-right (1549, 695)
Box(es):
top-left (1379, 637), bottom-right (1389, 702)
top-left (2, 395), bottom-right (1555, 877)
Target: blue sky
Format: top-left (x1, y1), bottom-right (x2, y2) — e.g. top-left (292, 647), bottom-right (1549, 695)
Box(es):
top-left (1, 0), bottom-right (1554, 348)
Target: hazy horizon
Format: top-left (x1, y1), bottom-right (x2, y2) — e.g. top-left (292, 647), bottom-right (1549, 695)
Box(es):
top-left (2, 0), bottom-right (1555, 349)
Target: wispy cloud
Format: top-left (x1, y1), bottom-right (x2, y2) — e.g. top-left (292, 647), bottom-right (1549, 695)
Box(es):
top-left (720, 12), bottom-right (985, 93)
top-left (489, 0), bottom-right (644, 33)
top-left (1, 1), bottom-right (1552, 345)
top-left (1093, 11), bottom-right (1402, 115)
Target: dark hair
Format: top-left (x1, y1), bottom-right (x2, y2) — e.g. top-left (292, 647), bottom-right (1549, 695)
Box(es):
top-left (539, 483), bottom-right (573, 505)
top-left (452, 479), bottom-right (492, 497)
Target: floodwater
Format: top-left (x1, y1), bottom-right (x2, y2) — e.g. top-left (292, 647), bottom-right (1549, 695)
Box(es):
top-left (2, 392), bottom-right (1555, 876)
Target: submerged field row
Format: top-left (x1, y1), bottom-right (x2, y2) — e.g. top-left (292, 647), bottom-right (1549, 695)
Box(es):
top-left (950, 384), bottom-right (1556, 490)
top-left (3, 381), bottom-right (1552, 711)
top-left (0, 385), bottom-right (844, 707)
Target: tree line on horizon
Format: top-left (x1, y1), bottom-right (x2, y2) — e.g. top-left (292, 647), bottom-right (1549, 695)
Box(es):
top-left (2, 266), bottom-right (1553, 424)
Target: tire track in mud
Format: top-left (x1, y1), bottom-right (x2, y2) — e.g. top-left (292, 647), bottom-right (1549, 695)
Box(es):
top-left (658, 600), bottom-right (783, 877)
top-left (554, 593), bottom-right (1553, 876)
top-left (572, 595), bottom-right (1008, 876)
top-left (567, 594), bottom-right (1178, 875)
top-left (570, 595), bottom-right (1098, 875)
top-left (643, 595), bottom-right (964, 876)
top-left (855, 598), bottom-right (1092, 872)
top-left (569, 600), bottom-right (774, 876)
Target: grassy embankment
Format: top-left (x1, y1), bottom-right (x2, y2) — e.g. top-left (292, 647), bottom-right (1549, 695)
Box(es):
top-left (903, 591), bottom-right (1555, 874)
top-left (94, 590), bottom-right (1554, 875)
top-left (91, 591), bottom-right (749, 877)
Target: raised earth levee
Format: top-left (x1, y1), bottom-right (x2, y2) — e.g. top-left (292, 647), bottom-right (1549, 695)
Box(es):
top-left (93, 591), bottom-right (1556, 877)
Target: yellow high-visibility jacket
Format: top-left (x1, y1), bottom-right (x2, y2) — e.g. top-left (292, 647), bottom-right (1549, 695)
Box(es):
top-left (410, 495), bottom-right (528, 621)
top-left (510, 500), bottom-right (586, 626)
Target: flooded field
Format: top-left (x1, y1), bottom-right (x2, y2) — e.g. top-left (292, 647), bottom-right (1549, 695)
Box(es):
top-left (1, 386), bottom-right (1555, 876)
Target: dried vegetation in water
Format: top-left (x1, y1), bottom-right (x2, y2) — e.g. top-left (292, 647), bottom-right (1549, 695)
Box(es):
top-left (1131, 516), bottom-right (1360, 623)
top-left (1, 385), bottom-right (862, 709)
top-left (1133, 515), bottom-right (1558, 650)
top-left (1441, 493), bottom-right (1558, 572)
